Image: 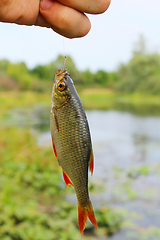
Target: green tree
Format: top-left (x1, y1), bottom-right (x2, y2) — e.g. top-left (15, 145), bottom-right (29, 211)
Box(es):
top-left (114, 35), bottom-right (160, 94)
top-left (30, 55), bottom-right (83, 85)
top-left (30, 63), bottom-right (57, 81)
top-left (6, 62), bottom-right (32, 90)
top-left (0, 59), bottom-right (10, 72)
top-left (94, 70), bottom-right (109, 86)
top-left (133, 34), bottom-right (147, 56)
top-left (82, 69), bottom-right (95, 86)
top-left (115, 53), bottom-right (160, 94)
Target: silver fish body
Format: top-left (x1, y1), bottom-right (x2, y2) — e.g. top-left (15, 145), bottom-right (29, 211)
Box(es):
top-left (50, 69), bottom-right (97, 233)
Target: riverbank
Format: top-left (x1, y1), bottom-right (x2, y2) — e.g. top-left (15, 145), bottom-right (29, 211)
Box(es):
top-left (1, 90), bottom-right (160, 111)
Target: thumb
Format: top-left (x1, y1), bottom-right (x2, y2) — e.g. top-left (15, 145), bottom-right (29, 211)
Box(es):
top-left (40, 0), bottom-right (91, 38)
top-left (40, 0), bottom-right (53, 10)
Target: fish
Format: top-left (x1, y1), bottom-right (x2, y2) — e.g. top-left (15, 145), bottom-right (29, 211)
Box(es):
top-left (50, 67), bottom-right (98, 234)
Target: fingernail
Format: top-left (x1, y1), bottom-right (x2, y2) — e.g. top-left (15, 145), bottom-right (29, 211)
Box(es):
top-left (40, 0), bottom-right (53, 10)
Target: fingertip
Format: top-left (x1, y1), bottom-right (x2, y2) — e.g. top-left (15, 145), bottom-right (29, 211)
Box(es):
top-left (77, 17), bottom-right (91, 38)
top-left (94, 0), bottom-right (111, 14)
top-left (51, 15), bottom-right (91, 39)
top-left (40, 0), bottom-right (54, 10)
top-left (101, 0), bottom-right (111, 13)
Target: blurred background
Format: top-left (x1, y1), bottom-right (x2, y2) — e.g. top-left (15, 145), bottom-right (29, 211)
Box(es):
top-left (0, 0), bottom-right (160, 239)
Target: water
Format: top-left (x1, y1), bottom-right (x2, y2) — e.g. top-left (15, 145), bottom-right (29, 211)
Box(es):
top-left (5, 106), bottom-right (160, 239)
top-left (88, 111), bottom-right (160, 184)
top-left (85, 111), bottom-right (160, 240)
top-left (37, 109), bottom-right (160, 239)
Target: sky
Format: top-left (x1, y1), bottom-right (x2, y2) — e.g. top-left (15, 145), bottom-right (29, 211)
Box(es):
top-left (0, 0), bottom-right (160, 72)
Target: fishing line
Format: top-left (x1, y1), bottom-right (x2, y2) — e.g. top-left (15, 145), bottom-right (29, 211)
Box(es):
top-left (62, 37), bottom-right (66, 70)
top-left (63, 55), bottom-right (67, 70)
top-left (62, 37), bottom-right (66, 56)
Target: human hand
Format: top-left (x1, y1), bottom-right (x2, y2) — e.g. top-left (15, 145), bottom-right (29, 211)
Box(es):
top-left (0, 0), bottom-right (111, 38)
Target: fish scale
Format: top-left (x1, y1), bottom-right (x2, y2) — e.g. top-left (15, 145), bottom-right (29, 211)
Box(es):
top-left (50, 68), bottom-right (98, 233)
top-left (51, 101), bottom-right (89, 199)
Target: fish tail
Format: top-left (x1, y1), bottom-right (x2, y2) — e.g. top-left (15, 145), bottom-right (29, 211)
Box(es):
top-left (78, 199), bottom-right (98, 234)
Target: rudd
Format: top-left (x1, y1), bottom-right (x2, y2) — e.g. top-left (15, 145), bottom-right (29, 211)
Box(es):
top-left (50, 68), bottom-right (98, 233)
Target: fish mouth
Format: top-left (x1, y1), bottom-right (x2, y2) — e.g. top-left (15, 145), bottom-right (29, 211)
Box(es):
top-left (56, 69), bottom-right (64, 76)
top-left (54, 69), bottom-right (68, 83)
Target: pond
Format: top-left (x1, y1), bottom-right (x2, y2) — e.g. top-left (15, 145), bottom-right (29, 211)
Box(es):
top-left (4, 105), bottom-right (160, 240)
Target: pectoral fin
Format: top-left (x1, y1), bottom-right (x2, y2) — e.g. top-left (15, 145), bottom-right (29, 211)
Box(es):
top-left (52, 140), bottom-right (57, 158)
top-left (89, 149), bottom-right (94, 175)
top-left (62, 169), bottom-right (74, 187)
top-left (52, 107), bottom-right (59, 131)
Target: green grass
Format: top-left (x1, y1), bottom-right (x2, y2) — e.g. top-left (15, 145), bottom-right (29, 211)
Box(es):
top-left (79, 89), bottom-right (160, 116)
top-left (0, 92), bottom-right (50, 122)
top-left (1, 90), bottom-right (160, 113)
top-left (79, 89), bottom-right (160, 110)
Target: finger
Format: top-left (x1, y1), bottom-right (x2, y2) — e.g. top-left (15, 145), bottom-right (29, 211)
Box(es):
top-left (40, 0), bottom-right (91, 38)
top-left (0, 0), bottom-right (39, 25)
top-left (57, 0), bottom-right (111, 14)
top-left (35, 13), bottom-right (52, 28)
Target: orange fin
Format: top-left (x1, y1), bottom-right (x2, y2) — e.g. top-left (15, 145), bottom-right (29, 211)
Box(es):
top-left (78, 199), bottom-right (98, 234)
top-left (89, 149), bottom-right (94, 175)
top-left (52, 140), bottom-right (57, 158)
top-left (62, 170), bottom-right (74, 187)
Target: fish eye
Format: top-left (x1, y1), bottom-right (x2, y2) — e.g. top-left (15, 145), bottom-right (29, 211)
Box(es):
top-left (57, 81), bottom-right (65, 91)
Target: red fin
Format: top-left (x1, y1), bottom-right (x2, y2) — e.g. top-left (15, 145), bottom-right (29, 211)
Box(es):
top-left (78, 200), bottom-right (98, 234)
top-left (62, 170), bottom-right (74, 187)
top-left (89, 149), bottom-right (94, 175)
top-left (52, 140), bottom-right (57, 158)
